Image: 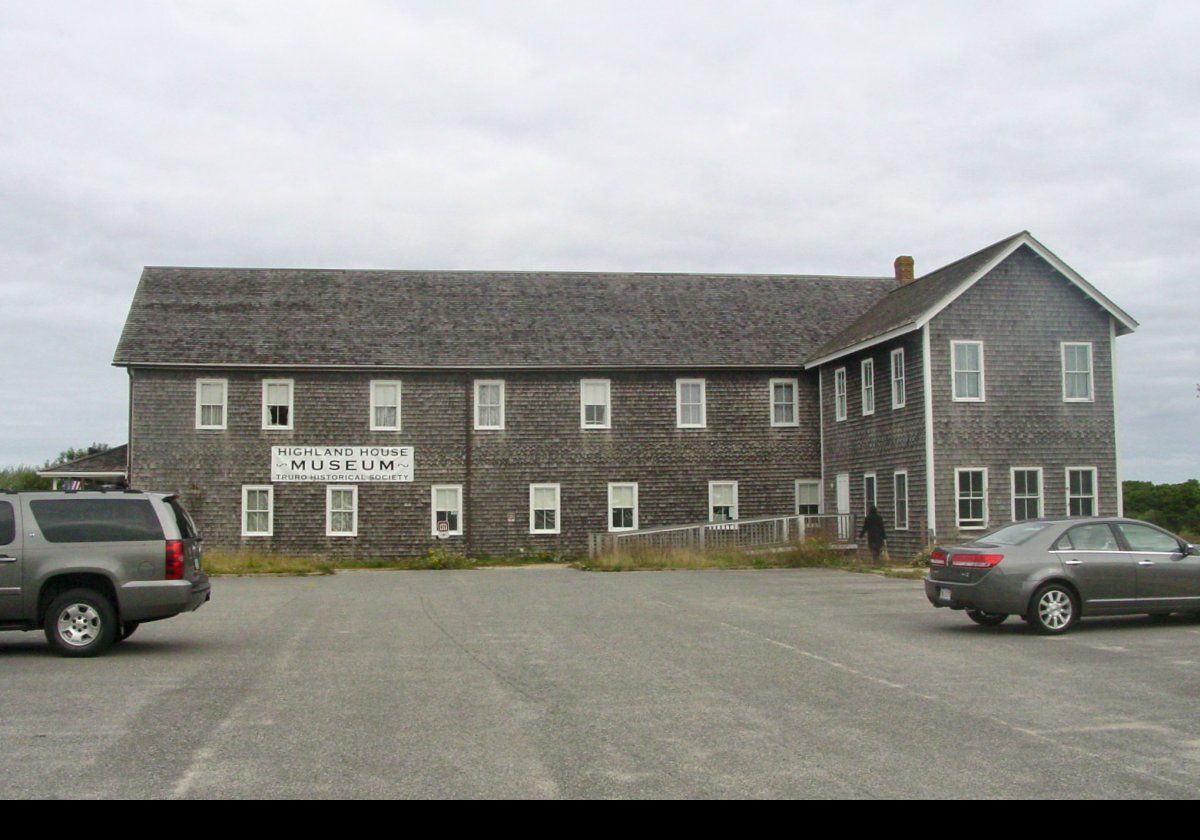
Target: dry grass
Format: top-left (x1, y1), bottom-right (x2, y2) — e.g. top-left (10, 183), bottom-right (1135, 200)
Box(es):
top-left (202, 548), bottom-right (337, 576)
top-left (202, 546), bottom-right (572, 576)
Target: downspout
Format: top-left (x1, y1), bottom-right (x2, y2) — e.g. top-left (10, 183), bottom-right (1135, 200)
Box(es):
top-left (922, 325), bottom-right (936, 542)
top-left (463, 374), bottom-right (473, 555)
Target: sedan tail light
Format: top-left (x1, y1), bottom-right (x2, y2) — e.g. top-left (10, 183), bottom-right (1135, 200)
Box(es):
top-left (929, 549), bottom-right (948, 566)
top-left (950, 553), bottom-right (1004, 568)
top-left (165, 539), bottom-right (185, 580)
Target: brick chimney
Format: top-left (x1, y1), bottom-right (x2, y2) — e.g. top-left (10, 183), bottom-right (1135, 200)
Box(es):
top-left (894, 255), bottom-right (915, 285)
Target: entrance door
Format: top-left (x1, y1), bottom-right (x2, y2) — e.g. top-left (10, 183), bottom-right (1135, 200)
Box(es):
top-left (0, 499), bottom-right (22, 620)
top-left (836, 473), bottom-right (851, 541)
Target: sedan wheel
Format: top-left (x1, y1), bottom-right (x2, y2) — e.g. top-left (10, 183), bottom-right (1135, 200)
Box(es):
top-left (966, 609), bottom-right (1007, 627)
top-left (1030, 584), bottom-right (1078, 634)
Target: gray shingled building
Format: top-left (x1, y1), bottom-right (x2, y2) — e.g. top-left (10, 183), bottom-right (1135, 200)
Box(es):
top-left (113, 231), bottom-right (1136, 560)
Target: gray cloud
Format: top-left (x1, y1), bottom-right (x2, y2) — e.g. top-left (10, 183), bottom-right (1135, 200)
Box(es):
top-left (1, 1), bottom-right (1196, 479)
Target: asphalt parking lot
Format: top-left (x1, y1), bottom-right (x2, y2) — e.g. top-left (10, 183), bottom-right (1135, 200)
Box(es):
top-left (3, 567), bottom-right (1200, 799)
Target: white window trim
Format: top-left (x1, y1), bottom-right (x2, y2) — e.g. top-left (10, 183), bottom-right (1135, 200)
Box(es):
top-left (893, 471), bottom-right (909, 530)
top-left (833, 367), bottom-right (848, 422)
top-left (325, 485), bottom-right (358, 537)
top-left (1010, 466), bottom-right (1044, 522)
top-left (863, 472), bottom-right (877, 514)
top-left (795, 479), bottom-right (822, 516)
top-left (860, 359), bottom-right (875, 416)
top-left (241, 485), bottom-right (273, 537)
top-left (1060, 341), bottom-right (1095, 403)
top-left (261, 378), bottom-right (295, 430)
top-left (607, 482), bottom-right (639, 532)
top-left (769, 378), bottom-right (799, 427)
top-left (676, 378), bottom-right (707, 429)
top-left (890, 348), bottom-right (906, 409)
top-left (950, 340), bottom-right (986, 402)
top-left (369, 380), bottom-right (403, 431)
top-left (1065, 466), bottom-right (1099, 518)
top-left (708, 480), bottom-right (739, 523)
top-left (529, 483), bottom-right (561, 535)
top-left (473, 379), bottom-right (506, 431)
top-left (195, 378), bottom-right (228, 431)
top-left (955, 467), bottom-right (989, 530)
top-left (580, 379), bottom-right (612, 430)
top-left (430, 484), bottom-right (463, 537)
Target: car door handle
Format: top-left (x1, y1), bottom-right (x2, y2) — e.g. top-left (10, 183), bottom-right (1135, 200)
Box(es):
top-left (0, 555), bottom-right (15, 563)
top-left (1064, 559), bottom-right (1082, 566)
top-left (1138, 560), bottom-right (1155, 566)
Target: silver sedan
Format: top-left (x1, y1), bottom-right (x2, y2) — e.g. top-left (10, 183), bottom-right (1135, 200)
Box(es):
top-left (924, 518), bottom-right (1200, 634)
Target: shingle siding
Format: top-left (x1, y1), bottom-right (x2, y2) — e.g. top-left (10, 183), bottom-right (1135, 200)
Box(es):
top-left (929, 245), bottom-right (1119, 541)
top-left (819, 330), bottom-right (929, 559)
top-left (130, 368), bottom-right (821, 557)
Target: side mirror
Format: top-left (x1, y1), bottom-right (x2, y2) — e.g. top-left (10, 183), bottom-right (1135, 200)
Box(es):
top-left (1188, 544), bottom-right (1200, 557)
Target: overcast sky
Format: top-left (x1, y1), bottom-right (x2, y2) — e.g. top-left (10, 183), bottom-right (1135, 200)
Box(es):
top-left (1, 1), bottom-right (1196, 481)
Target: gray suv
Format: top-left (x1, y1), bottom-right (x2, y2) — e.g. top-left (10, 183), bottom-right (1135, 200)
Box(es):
top-left (0, 490), bottom-right (210, 656)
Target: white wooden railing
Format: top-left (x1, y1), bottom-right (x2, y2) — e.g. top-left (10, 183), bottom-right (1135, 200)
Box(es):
top-left (587, 513), bottom-right (858, 558)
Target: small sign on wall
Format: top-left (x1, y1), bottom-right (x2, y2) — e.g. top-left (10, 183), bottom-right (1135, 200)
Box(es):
top-left (272, 446), bottom-right (414, 483)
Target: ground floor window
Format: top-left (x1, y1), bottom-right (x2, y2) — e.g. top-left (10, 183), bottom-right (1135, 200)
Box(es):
top-left (431, 484), bottom-right (463, 537)
top-left (608, 482), bottom-right (638, 531)
top-left (795, 480), bottom-right (821, 515)
top-left (1012, 468), bottom-right (1042, 521)
top-left (530, 484), bottom-right (561, 534)
top-left (893, 472), bottom-right (908, 530)
top-left (1067, 467), bottom-right (1097, 517)
top-left (326, 485), bottom-right (358, 537)
top-left (709, 481), bottom-right (738, 522)
top-left (863, 472), bottom-right (877, 514)
top-left (956, 468), bottom-right (987, 529)
top-left (241, 485), bottom-right (273, 536)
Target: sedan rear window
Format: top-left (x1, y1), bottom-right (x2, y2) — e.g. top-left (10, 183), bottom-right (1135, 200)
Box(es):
top-left (970, 521), bottom-right (1051, 546)
top-left (30, 498), bottom-right (164, 543)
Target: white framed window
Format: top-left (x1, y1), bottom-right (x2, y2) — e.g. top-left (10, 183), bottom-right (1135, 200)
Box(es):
top-left (676, 378), bottom-right (706, 428)
top-left (955, 468), bottom-right (988, 529)
top-left (1066, 467), bottom-right (1098, 517)
top-left (241, 485), bottom-right (273, 536)
top-left (262, 379), bottom-right (294, 430)
top-left (795, 479), bottom-right (821, 516)
top-left (529, 484), bottom-right (561, 534)
top-left (580, 379), bottom-right (611, 429)
top-left (950, 341), bottom-right (985, 402)
top-left (890, 348), bottom-right (906, 409)
top-left (431, 484), bottom-right (463, 537)
top-left (709, 481), bottom-right (738, 523)
top-left (770, 378), bottom-right (799, 427)
top-left (833, 367), bottom-right (848, 421)
top-left (608, 482), bottom-right (638, 532)
top-left (326, 485), bottom-right (358, 537)
top-left (860, 359), bottom-right (875, 416)
top-left (370, 380), bottom-right (402, 431)
top-left (195, 379), bottom-right (228, 430)
top-left (863, 472), bottom-right (877, 514)
top-left (474, 379), bottom-right (505, 430)
top-left (893, 471), bottom-right (909, 530)
top-left (1061, 342), bottom-right (1094, 402)
top-left (1011, 467), bottom-right (1043, 522)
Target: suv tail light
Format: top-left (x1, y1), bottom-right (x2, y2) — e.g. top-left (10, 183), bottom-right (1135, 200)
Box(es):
top-left (950, 552), bottom-right (1004, 568)
top-left (165, 539), bottom-right (185, 580)
top-left (929, 549), bottom-right (948, 566)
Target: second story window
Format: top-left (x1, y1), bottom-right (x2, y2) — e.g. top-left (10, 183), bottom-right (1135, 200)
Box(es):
top-left (676, 379), bottom-right (706, 428)
top-left (474, 379), bottom-right (505, 430)
top-left (195, 379), bottom-right (227, 430)
top-left (580, 379), bottom-right (611, 429)
top-left (833, 367), bottom-right (847, 421)
top-left (370, 380), bottom-right (402, 431)
top-left (1061, 342), bottom-right (1094, 402)
top-left (951, 341), bottom-right (985, 402)
top-left (861, 359), bottom-right (875, 416)
top-left (262, 379), bottom-right (294, 430)
top-left (770, 378), bottom-right (799, 426)
top-left (890, 348), bottom-right (906, 409)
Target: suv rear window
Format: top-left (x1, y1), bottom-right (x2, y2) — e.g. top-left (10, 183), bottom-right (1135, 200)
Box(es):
top-left (30, 498), bottom-right (164, 543)
top-left (0, 501), bottom-right (14, 545)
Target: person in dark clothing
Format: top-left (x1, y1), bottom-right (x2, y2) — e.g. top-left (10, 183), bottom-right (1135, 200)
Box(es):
top-left (859, 505), bottom-right (887, 564)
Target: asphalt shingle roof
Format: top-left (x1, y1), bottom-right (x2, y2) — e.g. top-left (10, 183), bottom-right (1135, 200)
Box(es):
top-left (39, 445), bottom-right (128, 475)
top-left (113, 269), bottom-right (896, 369)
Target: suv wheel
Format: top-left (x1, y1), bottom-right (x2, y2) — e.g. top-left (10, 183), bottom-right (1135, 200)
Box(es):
top-left (1029, 583), bottom-right (1079, 635)
top-left (44, 589), bottom-right (118, 657)
top-left (966, 609), bottom-right (1008, 626)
